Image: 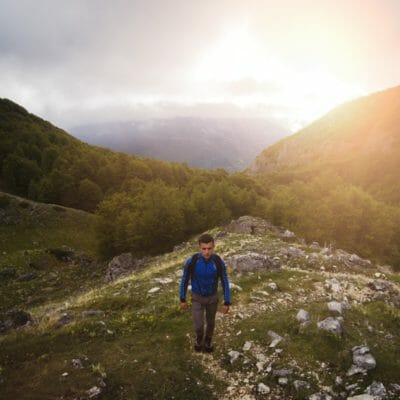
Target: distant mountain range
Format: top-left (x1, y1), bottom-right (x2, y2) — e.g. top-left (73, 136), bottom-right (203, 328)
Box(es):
top-left (70, 118), bottom-right (289, 172)
top-left (248, 84), bottom-right (400, 205)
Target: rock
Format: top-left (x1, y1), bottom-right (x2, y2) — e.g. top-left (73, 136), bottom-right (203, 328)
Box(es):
top-left (278, 377), bottom-right (288, 385)
top-left (80, 310), bottom-right (104, 318)
top-left (296, 309), bottom-right (310, 322)
top-left (148, 287), bottom-right (160, 293)
top-left (317, 317), bottom-right (343, 335)
top-left (268, 330), bottom-right (283, 347)
top-left (18, 272), bottom-right (37, 281)
top-left (347, 395), bottom-right (374, 400)
top-left (283, 230), bottom-right (295, 238)
top-left (294, 380), bottom-right (311, 391)
top-left (0, 268), bottom-right (17, 278)
top-left (256, 361), bottom-right (265, 372)
top-left (105, 253), bottom-right (148, 282)
top-left (280, 246), bottom-right (305, 258)
top-left (335, 376), bottom-right (343, 386)
top-left (366, 381), bottom-right (387, 399)
top-left (349, 254), bottom-right (373, 268)
top-left (71, 358), bottom-right (83, 369)
top-left (272, 368), bottom-right (293, 377)
top-left (54, 313), bottom-right (74, 328)
top-left (227, 252), bottom-right (278, 272)
top-left (228, 350), bottom-right (241, 364)
top-left (258, 382), bottom-right (270, 394)
top-left (47, 247), bottom-right (76, 262)
top-left (243, 341), bottom-right (252, 351)
top-left (327, 301), bottom-right (343, 314)
top-left (267, 282), bottom-right (278, 290)
top-left (308, 393), bottom-right (332, 400)
top-left (173, 242), bottom-right (191, 251)
top-left (0, 309), bottom-right (33, 332)
top-left (86, 385), bottom-right (102, 398)
top-left (153, 277), bottom-right (173, 285)
top-left (230, 283), bottom-right (243, 291)
top-left (352, 345), bottom-right (376, 370)
top-left (368, 280), bottom-right (392, 292)
top-left (324, 278), bottom-right (342, 292)
top-left (309, 241), bottom-right (320, 250)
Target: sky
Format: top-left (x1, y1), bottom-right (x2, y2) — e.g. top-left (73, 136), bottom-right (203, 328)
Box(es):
top-left (1, 0), bottom-right (399, 132)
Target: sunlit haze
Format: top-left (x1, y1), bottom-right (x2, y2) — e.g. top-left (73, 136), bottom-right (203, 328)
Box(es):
top-left (1, 0), bottom-right (399, 132)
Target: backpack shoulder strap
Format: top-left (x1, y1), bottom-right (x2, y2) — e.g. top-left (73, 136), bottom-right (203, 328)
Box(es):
top-left (213, 254), bottom-right (223, 278)
top-left (188, 253), bottom-right (199, 279)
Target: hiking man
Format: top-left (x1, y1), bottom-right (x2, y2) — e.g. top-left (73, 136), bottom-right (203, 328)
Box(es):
top-left (179, 233), bottom-right (231, 352)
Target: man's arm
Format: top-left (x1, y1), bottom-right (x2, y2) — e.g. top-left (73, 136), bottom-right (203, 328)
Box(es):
top-left (179, 256), bottom-right (192, 303)
top-left (220, 258), bottom-right (231, 306)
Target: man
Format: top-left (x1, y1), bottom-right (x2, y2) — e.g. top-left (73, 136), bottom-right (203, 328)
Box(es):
top-left (179, 233), bottom-right (231, 352)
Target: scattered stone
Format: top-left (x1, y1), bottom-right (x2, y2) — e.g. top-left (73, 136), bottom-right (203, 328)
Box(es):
top-left (347, 395), bottom-right (374, 400)
top-left (327, 301), bottom-right (343, 314)
top-left (281, 246), bottom-right (305, 258)
top-left (324, 278), bottom-right (342, 292)
top-left (308, 393), bottom-right (332, 400)
top-left (278, 377), bottom-right (288, 385)
top-left (47, 247), bottom-right (76, 262)
top-left (349, 253), bottom-right (373, 268)
top-left (267, 282), bottom-right (278, 290)
top-left (54, 313), bottom-right (74, 328)
top-left (352, 345), bottom-right (376, 370)
top-left (267, 330), bottom-right (283, 347)
top-left (293, 380), bottom-right (311, 391)
top-left (80, 310), bottom-right (104, 318)
top-left (296, 309), bottom-right (310, 322)
top-left (105, 253), bottom-right (148, 282)
top-left (283, 229), bottom-right (295, 238)
top-left (243, 341), bottom-right (252, 351)
top-left (18, 272), bottom-right (37, 281)
top-left (309, 241), bottom-right (320, 250)
top-left (0, 309), bottom-right (33, 333)
top-left (153, 277), bottom-right (173, 285)
top-left (228, 350), bottom-right (241, 364)
top-left (317, 317), bottom-right (343, 335)
top-left (366, 381), bottom-right (386, 399)
top-left (86, 385), bottom-right (102, 398)
top-left (272, 368), bottom-right (293, 377)
top-left (71, 358), bottom-right (83, 369)
top-left (227, 252), bottom-right (279, 272)
top-left (335, 376), bottom-right (343, 386)
top-left (368, 280), bottom-right (392, 292)
top-left (230, 283), bottom-right (243, 291)
top-left (257, 382), bottom-right (270, 394)
top-left (173, 242), bottom-right (190, 251)
top-left (148, 287), bottom-right (160, 293)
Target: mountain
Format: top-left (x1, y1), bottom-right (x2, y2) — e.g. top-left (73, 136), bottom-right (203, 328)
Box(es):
top-left (69, 117), bottom-right (289, 172)
top-left (248, 84), bottom-right (400, 205)
top-left (1, 208), bottom-right (399, 399)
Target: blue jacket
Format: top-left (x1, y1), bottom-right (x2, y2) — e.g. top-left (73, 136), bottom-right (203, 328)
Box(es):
top-left (179, 253), bottom-right (231, 305)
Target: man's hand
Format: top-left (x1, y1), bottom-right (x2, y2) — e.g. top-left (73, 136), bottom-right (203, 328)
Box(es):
top-left (221, 305), bottom-right (230, 314)
top-left (180, 301), bottom-right (189, 311)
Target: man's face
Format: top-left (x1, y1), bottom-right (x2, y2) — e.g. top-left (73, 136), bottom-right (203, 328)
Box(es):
top-left (199, 241), bottom-right (214, 260)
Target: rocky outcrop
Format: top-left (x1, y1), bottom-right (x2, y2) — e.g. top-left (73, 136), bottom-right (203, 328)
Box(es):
top-left (105, 253), bottom-right (148, 282)
top-left (226, 252), bottom-right (280, 272)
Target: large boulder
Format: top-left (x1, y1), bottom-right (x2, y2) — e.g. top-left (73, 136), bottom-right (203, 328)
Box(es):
top-left (317, 316), bottom-right (343, 336)
top-left (0, 309), bottom-right (34, 333)
top-left (226, 252), bottom-right (279, 272)
top-left (105, 253), bottom-right (148, 282)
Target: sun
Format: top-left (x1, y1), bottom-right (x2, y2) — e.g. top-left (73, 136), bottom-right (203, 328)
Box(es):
top-left (192, 25), bottom-right (366, 129)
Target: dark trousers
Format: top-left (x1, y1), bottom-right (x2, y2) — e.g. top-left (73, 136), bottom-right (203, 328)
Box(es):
top-left (191, 291), bottom-right (219, 341)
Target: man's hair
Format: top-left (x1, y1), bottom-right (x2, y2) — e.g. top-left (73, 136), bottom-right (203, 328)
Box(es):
top-left (198, 233), bottom-right (215, 245)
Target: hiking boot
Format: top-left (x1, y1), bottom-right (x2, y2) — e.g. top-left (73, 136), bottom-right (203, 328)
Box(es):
top-left (204, 336), bottom-right (213, 353)
top-left (194, 334), bottom-right (203, 352)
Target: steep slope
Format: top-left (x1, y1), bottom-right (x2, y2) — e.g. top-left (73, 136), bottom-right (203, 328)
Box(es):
top-left (70, 117), bottom-right (289, 172)
top-left (1, 215), bottom-right (399, 399)
top-left (248, 84), bottom-right (400, 204)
